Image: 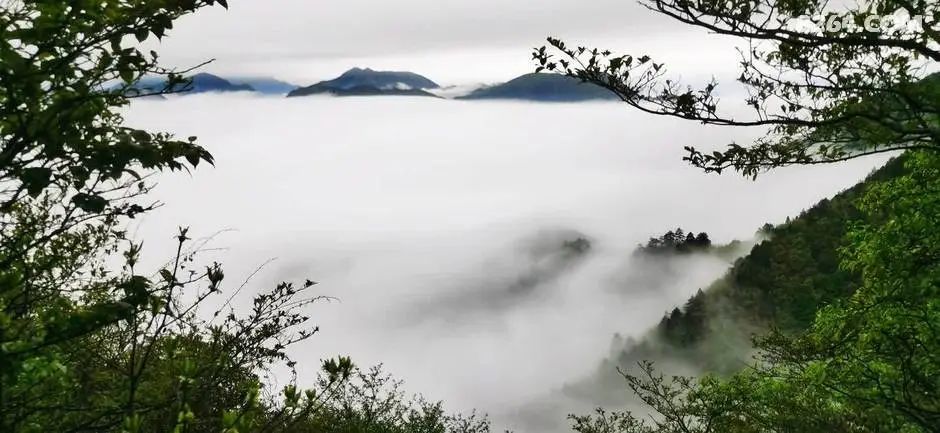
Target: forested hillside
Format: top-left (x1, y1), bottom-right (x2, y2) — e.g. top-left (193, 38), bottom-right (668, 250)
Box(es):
top-left (571, 155), bottom-right (911, 402)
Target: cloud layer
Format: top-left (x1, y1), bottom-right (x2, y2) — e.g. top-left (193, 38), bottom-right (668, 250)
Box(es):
top-left (124, 94), bottom-right (889, 432)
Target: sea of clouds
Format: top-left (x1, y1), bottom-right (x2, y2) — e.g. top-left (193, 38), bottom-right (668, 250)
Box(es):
top-left (123, 93), bottom-right (890, 432)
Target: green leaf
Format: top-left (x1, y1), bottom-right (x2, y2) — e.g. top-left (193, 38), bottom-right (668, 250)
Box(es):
top-left (20, 167), bottom-right (53, 196)
top-left (121, 276), bottom-right (151, 306)
top-left (71, 193), bottom-right (108, 213)
top-left (135, 27), bottom-right (149, 42)
top-left (120, 66), bottom-right (134, 84)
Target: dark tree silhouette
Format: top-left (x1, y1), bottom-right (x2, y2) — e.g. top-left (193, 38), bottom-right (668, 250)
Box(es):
top-left (694, 232), bottom-right (711, 247)
top-left (534, 0), bottom-right (940, 177)
top-left (641, 228), bottom-right (713, 253)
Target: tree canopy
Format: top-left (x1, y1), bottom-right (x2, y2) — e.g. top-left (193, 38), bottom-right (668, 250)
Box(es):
top-left (0, 2), bottom-right (489, 433)
top-left (577, 152), bottom-right (940, 433)
top-left (537, 1), bottom-right (940, 432)
top-left (534, 0), bottom-right (940, 177)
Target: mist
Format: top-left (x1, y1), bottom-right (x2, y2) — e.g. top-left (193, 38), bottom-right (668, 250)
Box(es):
top-left (123, 93), bottom-right (889, 432)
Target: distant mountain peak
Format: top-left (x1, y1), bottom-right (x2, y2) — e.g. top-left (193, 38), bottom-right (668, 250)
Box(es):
top-left (127, 72), bottom-right (254, 96)
top-left (228, 77), bottom-right (299, 95)
top-left (287, 67), bottom-right (440, 98)
top-left (186, 73), bottom-right (255, 93)
top-left (457, 72), bottom-right (617, 102)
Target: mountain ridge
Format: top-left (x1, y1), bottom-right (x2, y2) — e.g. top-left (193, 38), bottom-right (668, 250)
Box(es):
top-left (287, 68), bottom-right (440, 98)
top-left (228, 77), bottom-right (299, 95)
top-left (457, 73), bottom-right (618, 102)
top-left (128, 72), bottom-right (255, 95)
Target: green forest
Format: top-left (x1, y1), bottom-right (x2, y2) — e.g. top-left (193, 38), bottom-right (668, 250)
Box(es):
top-left (2, 0), bottom-right (939, 432)
top-left (572, 151), bottom-right (940, 433)
top-left (587, 155), bottom-right (911, 382)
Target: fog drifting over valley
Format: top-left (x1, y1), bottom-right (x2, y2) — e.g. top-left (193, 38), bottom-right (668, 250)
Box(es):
top-left (123, 94), bottom-right (889, 432)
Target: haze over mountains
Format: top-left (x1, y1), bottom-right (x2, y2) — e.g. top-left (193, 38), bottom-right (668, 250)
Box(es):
top-left (125, 92), bottom-right (891, 433)
top-left (131, 72), bottom-right (256, 94)
top-left (456, 73), bottom-right (618, 102)
top-left (228, 77), bottom-right (300, 94)
top-left (132, 68), bottom-right (616, 101)
top-left (287, 67), bottom-right (441, 98)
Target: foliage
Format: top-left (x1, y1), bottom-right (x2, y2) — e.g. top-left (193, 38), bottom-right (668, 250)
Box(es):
top-left (1, 1), bottom-right (232, 430)
top-left (0, 2), bottom-right (490, 433)
top-left (0, 0), bottom-right (221, 213)
top-left (575, 151), bottom-right (940, 433)
top-left (278, 366), bottom-right (491, 433)
top-left (639, 228), bottom-right (711, 254)
top-left (657, 290), bottom-right (707, 348)
top-left (596, 156), bottom-right (909, 383)
top-left (545, 0), bottom-right (940, 425)
top-left (534, 0), bottom-right (939, 177)
top-left (0, 213), bottom-right (351, 432)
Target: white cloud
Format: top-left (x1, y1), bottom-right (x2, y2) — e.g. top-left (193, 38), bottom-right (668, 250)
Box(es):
top-left (123, 94), bottom-right (889, 432)
top-left (147, 1), bottom-right (743, 85)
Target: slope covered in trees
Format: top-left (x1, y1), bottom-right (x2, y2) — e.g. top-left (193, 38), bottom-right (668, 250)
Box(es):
top-left (570, 155), bottom-right (911, 403)
top-left (573, 151), bottom-right (940, 433)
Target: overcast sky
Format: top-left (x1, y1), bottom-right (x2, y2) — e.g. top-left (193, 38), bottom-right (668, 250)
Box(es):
top-left (153, 0), bottom-right (742, 85)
